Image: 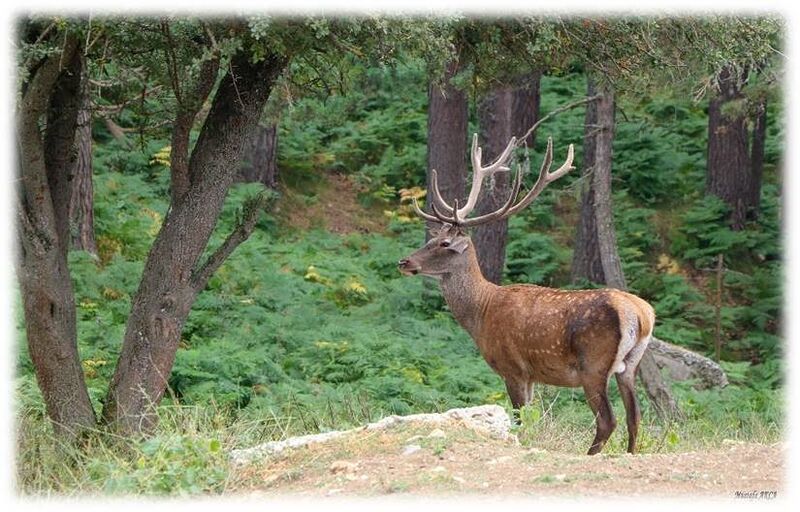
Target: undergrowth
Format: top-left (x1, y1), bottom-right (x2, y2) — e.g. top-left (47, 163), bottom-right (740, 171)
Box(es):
top-left (14, 63), bottom-right (784, 496)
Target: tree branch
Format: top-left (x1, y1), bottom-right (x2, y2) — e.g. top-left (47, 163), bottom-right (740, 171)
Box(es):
top-left (190, 193), bottom-right (267, 293)
top-left (515, 94), bottom-right (602, 145)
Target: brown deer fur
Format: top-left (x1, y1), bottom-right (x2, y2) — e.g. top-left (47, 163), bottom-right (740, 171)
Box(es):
top-left (400, 228), bottom-right (654, 454)
top-left (399, 134), bottom-right (654, 455)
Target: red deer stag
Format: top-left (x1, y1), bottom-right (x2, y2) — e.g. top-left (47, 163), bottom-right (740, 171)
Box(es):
top-left (398, 134), bottom-right (654, 455)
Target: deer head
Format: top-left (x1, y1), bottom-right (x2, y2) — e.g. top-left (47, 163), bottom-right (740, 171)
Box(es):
top-left (398, 134), bottom-right (575, 279)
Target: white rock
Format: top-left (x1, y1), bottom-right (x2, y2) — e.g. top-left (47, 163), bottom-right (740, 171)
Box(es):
top-left (402, 444), bottom-right (422, 456)
top-left (230, 404), bottom-right (512, 465)
top-left (427, 428), bottom-right (447, 438)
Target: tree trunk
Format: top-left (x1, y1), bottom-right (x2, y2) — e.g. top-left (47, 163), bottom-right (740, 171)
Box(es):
top-left (571, 79), bottom-right (605, 284)
top-left (16, 35), bottom-right (96, 439)
top-left (472, 73), bottom-right (541, 284)
top-left (69, 65), bottom-right (98, 255)
top-left (706, 66), bottom-right (753, 230)
top-left (472, 86), bottom-right (513, 284)
top-left (425, 59), bottom-right (468, 240)
top-left (237, 122), bottom-right (279, 189)
top-left (571, 79), bottom-right (680, 420)
top-left (749, 96), bottom-right (767, 217)
top-left (101, 50), bottom-right (288, 434)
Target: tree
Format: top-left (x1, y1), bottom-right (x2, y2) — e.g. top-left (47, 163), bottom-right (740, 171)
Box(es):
top-left (101, 28), bottom-right (288, 433)
top-left (16, 29), bottom-right (96, 439)
top-left (237, 122), bottom-right (279, 189)
top-left (425, 58), bottom-right (468, 240)
top-left (471, 73), bottom-right (540, 284)
top-left (471, 85), bottom-right (513, 285)
top-left (705, 65), bottom-right (757, 230)
top-left (69, 57), bottom-right (98, 255)
top-left (571, 78), bottom-right (680, 419)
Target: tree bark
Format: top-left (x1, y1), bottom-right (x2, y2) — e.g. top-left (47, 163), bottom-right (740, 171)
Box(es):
top-left (425, 59), bottom-right (468, 240)
top-left (472, 86), bottom-right (513, 284)
top-left (237, 122), bottom-right (279, 189)
top-left (16, 34), bottom-right (96, 439)
top-left (749, 96), bottom-right (767, 217)
top-left (705, 65), bottom-right (754, 230)
top-left (472, 73), bottom-right (541, 284)
top-left (101, 49), bottom-right (288, 434)
top-left (69, 61), bottom-right (98, 255)
top-left (571, 79), bottom-right (680, 420)
top-left (571, 79), bottom-right (605, 284)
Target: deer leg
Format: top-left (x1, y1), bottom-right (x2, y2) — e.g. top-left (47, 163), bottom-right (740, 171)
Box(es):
top-left (583, 379), bottom-right (616, 455)
top-left (505, 378), bottom-right (528, 425)
top-left (615, 370), bottom-right (641, 454)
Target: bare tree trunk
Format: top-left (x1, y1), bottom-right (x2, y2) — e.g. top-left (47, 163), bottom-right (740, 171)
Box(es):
top-left (472, 73), bottom-right (541, 284)
top-left (16, 35), bottom-right (96, 439)
top-left (69, 65), bottom-right (98, 255)
top-left (472, 86), bottom-right (513, 284)
top-left (571, 79), bottom-right (680, 420)
top-left (571, 79), bottom-right (605, 284)
top-left (237, 122), bottom-right (279, 189)
top-left (101, 50), bottom-right (287, 434)
top-left (749, 96), bottom-right (767, 218)
top-left (425, 59), bottom-right (468, 240)
top-left (706, 65), bottom-right (753, 230)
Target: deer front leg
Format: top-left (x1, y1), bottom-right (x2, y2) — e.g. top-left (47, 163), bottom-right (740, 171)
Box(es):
top-left (505, 377), bottom-right (529, 425)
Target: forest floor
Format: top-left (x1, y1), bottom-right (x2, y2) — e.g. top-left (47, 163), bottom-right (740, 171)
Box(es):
top-left (227, 421), bottom-right (785, 499)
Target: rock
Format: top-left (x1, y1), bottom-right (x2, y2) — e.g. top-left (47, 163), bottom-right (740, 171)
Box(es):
top-left (230, 404), bottom-right (513, 465)
top-left (427, 428), bottom-right (446, 438)
top-left (431, 465), bottom-right (446, 472)
top-left (402, 444), bottom-right (422, 456)
top-left (329, 460), bottom-right (357, 474)
top-left (488, 455), bottom-right (513, 465)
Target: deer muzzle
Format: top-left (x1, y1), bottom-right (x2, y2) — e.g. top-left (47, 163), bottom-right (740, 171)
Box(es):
top-left (398, 258), bottom-right (421, 276)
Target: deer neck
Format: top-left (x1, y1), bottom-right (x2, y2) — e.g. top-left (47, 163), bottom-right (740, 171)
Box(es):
top-left (439, 248), bottom-right (497, 340)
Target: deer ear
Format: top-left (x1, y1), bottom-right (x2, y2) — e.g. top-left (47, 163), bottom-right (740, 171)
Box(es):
top-left (446, 237), bottom-right (470, 254)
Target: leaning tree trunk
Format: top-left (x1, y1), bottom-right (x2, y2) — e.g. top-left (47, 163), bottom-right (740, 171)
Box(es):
top-left (16, 35), bottom-right (96, 439)
top-left (69, 64), bottom-right (98, 255)
top-left (706, 65), bottom-right (754, 230)
top-left (237, 121), bottom-right (279, 189)
top-left (571, 79), bottom-right (681, 420)
top-left (101, 50), bottom-right (288, 434)
top-left (425, 59), bottom-right (468, 240)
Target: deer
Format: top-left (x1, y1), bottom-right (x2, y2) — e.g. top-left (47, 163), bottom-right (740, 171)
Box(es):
top-left (397, 134), bottom-right (655, 455)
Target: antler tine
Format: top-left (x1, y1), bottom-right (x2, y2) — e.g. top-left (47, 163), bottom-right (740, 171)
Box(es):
top-left (412, 197), bottom-right (444, 224)
top-left (431, 200), bottom-right (457, 224)
top-left (460, 160), bottom-right (525, 228)
top-left (459, 133), bottom-right (517, 219)
top-left (430, 169), bottom-right (455, 216)
top-left (501, 138), bottom-right (575, 219)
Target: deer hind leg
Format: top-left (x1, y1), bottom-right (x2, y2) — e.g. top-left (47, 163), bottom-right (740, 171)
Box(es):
top-left (615, 369), bottom-right (640, 454)
top-left (583, 378), bottom-right (616, 455)
top-left (615, 338), bottom-right (649, 453)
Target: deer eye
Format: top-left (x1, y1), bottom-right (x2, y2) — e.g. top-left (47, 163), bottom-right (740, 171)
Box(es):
top-left (440, 239), bottom-right (451, 248)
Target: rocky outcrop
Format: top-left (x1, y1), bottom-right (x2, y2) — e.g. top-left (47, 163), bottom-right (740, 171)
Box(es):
top-left (230, 404), bottom-right (512, 465)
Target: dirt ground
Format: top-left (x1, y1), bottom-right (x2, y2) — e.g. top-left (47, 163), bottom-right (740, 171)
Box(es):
top-left (274, 172), bottom-right (387, 234)
top-left (228, 422), bottom-right (785, 500)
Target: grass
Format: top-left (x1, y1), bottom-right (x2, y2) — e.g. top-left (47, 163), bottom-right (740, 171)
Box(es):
top-left (16, 378), bottom-right (782, 496)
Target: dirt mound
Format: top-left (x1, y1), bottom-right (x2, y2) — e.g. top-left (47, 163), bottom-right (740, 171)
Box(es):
top-left (228, 410), bottom-right (784, 499)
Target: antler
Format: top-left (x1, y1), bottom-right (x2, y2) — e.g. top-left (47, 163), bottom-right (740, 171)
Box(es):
top-left (413, 134), bottom-right (575, 228)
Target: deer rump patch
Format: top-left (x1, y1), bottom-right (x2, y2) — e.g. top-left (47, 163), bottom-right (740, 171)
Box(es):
top-left (566, 295), bottom-right (624, 376)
